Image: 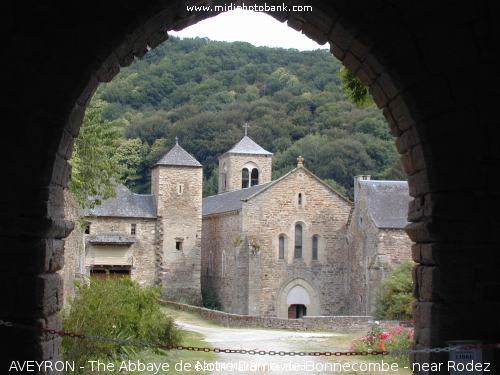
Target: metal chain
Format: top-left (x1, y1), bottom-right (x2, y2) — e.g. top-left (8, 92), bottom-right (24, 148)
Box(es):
top-left (1, 319), bottom-right (498, 357)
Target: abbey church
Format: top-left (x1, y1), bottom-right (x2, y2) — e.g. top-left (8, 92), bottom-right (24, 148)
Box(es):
top-left (82, 133), bottom-right (412, 317)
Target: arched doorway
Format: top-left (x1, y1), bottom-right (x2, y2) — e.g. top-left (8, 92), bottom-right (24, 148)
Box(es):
top-left (287, 285), bottom-right (311, 319)
top-left (278, 279), bottom-right (319, 318)
top-left (3, 2), bottom-right (500, 371)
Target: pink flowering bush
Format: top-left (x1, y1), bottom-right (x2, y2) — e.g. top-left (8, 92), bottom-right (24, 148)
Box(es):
top-left (351, 323), bottom-right (414, 366)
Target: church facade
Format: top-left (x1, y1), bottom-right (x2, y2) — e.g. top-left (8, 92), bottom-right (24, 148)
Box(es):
top-left (81, 134), bottom-right (412, 316)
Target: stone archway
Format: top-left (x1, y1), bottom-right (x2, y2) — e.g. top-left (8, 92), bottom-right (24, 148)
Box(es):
top-left (3, 2), bottom-right (500, 372)
top-left (277, 278), bottom-right (320, 318)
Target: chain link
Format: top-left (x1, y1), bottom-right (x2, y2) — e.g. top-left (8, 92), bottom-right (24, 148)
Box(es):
top-left (1, 319), bottom-right (498, 357)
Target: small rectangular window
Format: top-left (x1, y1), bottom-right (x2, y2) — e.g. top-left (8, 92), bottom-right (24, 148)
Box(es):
top-left (131, 223), bottom-right (136, 235)
top-left (176, 241), bottom-right (183, 251)
top-left (177, 183), bottom-right (184, 195)
top-left (84, 223), bottom-right (90, 234)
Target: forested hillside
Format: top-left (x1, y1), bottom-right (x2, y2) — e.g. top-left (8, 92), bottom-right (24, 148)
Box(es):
top-left (96, 36), bottom-right (404, 198)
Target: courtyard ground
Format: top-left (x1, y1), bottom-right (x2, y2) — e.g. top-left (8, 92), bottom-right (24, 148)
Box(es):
top-left (162, 306), bottom-right (412, 375)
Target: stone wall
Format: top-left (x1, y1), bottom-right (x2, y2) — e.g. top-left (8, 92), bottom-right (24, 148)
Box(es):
top-left (60, 190), bottom-right (86, 305)
top-left (85, 217), bottom-right (157, 286)
top-left (242, 167), bottom-right (352, 317)
top-left (368, 229), bottom-right (413, 308)
top-left (347, 182), bottom-right (413, 315)
top-left (346, 191), bottom-right (380, 315)
top-left (153, 165), bottom-right (202, 305)
top-left (162, 300), bottom-right (372, 332)
top-left (218, 153), bottom-right (272, 193)
top-left (201, 212), bottom-right (248, 314)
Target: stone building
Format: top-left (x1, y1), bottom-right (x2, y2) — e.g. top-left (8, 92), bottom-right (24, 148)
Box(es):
top-left (347, 176), bottom-right (413, 315)
top-left (81, 133), bottom-right (411, 315)
top-left (201, 135), bottom-right (413, 317)
top-left (84, 140), bottom-right (203, 305)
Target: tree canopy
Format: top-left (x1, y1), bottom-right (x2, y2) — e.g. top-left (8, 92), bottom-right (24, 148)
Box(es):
top-left (89, 36), bottom-right (403, 198)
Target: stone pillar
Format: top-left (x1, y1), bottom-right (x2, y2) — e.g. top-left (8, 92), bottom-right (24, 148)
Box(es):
top-left (0, 183), bottom-right (73, 366)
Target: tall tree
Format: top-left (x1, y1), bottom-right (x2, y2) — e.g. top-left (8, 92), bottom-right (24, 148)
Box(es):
top-left (69, 99), bottom-right (127, 208)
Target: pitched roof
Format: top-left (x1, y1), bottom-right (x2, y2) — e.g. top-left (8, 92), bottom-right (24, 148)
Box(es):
top-left (87, 233), bottom-right (135, 245)
top-left (224, 136), bottom-right (273, 156)
top-left (202, 166), bottom-right (350, 216)
top-left (359, 180), bottom-right (410, 229)
top-left (85, 184), bottom-right (156, 219)
top-left (155, 143), bottom-right (202, 167)
top-left (202, 182), bottom-right (272, 216)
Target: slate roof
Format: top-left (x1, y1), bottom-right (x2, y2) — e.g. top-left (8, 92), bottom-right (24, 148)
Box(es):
top-left (85, 184), bottom-right (156, 219)
top-left (225, 136), bottom-right (273, 156)
top-left (202, 182), bottom-right (273, 216)
top-left (359, 180), bottom-right (410, 229)
top-left (155, 143), bottom-right (202, 167)
top-left (87, 233), bottom-right (135, 245)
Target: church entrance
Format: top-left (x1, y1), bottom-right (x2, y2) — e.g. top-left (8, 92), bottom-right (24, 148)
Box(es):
top-left (288, 304), bottom-right (307, 319)
top-left (285, 284), bottom-right (311, 319)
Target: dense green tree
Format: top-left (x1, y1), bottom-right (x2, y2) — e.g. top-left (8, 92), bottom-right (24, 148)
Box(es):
top-left (92, 37), bottom-right (403, 196)
top-left (338, 66), bottom-right (373, 107)
top-left (374, 261), bottom-right (414, 320)
top-left (69, 100), bottom-right (127, 208)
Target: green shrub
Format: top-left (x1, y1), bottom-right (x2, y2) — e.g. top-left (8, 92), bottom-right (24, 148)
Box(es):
top-left (62, 279), bottom-right (181, 367)
top-left (374, 260), bottom-right (414, 320)
top-left (201, 288), bottom-right (220, 310)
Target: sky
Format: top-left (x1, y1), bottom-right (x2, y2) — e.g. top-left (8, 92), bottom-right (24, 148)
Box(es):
top-left (169, 9), bottom-right (329, 51)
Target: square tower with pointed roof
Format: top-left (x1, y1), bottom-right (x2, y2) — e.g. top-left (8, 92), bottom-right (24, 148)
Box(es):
top-left (218, 135), bottom-right (273, 193)
top-left (151, 140), bottom-right (203, 305)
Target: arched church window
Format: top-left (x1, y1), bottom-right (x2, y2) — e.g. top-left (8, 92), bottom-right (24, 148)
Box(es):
top-left (251, 168), bottom-right (259, 186)
top-left (294, 223), bottom-right (303, 259)
top-left (242, 168), bottom-right (249, 188)
top-left (312, 235), bottom-right (319, 260)
top-left (279, 235), bottom-right (285, 259)
top-left (298, 193), bottom-right (302, 206)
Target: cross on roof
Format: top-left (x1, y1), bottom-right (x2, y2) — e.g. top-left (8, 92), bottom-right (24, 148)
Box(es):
top-left (243, 123), bottom-right (249, 136)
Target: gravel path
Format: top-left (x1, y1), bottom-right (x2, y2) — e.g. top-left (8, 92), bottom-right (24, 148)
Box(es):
top-left (175, 320), bottom-right (344, 374)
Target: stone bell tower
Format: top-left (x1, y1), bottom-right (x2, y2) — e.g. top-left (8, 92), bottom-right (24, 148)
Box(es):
top-left (151, 138), bottom-right (202, 305)
top-left (218, 124), bottom-right (273, 193)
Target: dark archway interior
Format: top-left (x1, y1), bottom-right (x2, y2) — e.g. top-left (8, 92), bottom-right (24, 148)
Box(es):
top-left (2, 1), bottom-right (500, 372)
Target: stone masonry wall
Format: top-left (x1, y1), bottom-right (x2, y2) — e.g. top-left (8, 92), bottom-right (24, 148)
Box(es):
top-left (366, 228), bottom-right (413, 313)
top-left (346, 192), bottom-right (380, 315)
top-left (154, 165), bottom-right (202, 305)
top-left (161, 300), bottom-right (372, 332)
top-left (218, 153), bottom-right (272, 193)
top-left (85, 217), bottom-right (157, 286)
top-left (242, 167), bottom-right (352, 317)
top-left (60, 190), bottom-right (86, 305)
top-left (347, 184), bottom-right (413, 315)
top-left (201, 212), bottom-right (248, 314)
top-left (377, 229), bottom-right (413, 267)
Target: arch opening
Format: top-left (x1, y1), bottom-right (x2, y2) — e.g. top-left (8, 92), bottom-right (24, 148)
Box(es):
top-left (8, 2), bottom-right (480, 370)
